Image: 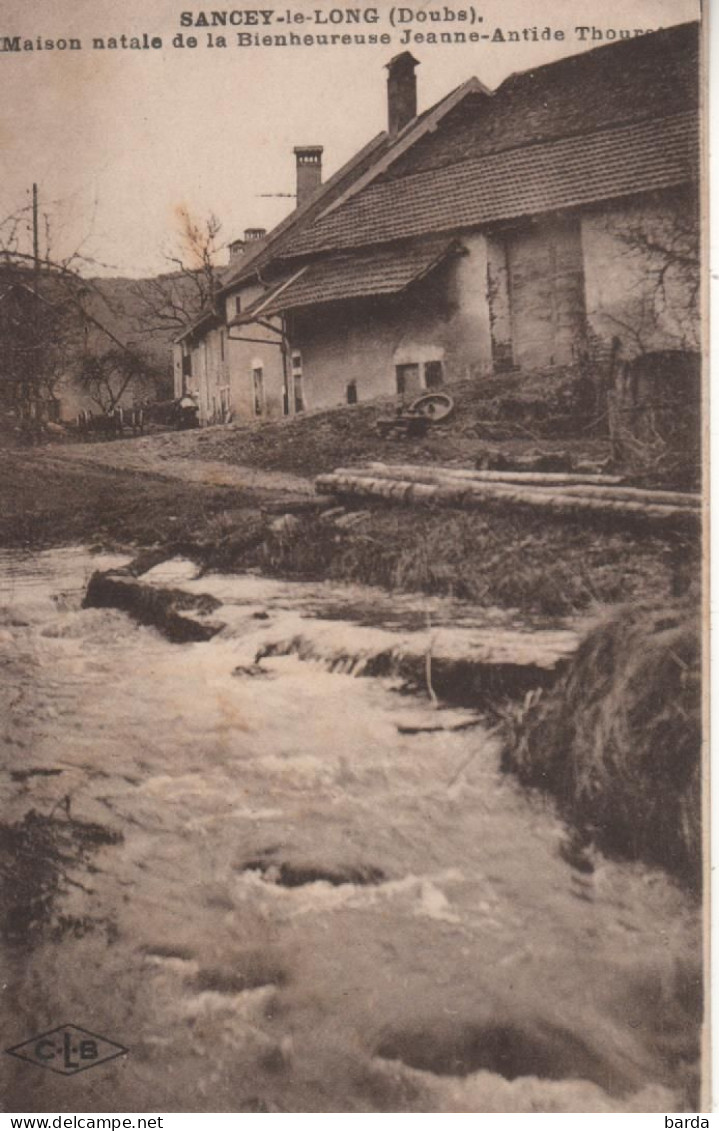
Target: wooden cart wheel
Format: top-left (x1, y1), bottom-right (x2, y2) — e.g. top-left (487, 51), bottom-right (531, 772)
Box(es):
top-left (409, 392), bottom-right (454, 422)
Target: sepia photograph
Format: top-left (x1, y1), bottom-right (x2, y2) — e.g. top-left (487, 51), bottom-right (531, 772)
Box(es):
top-left (0, 0), bottom-right (705, 1116)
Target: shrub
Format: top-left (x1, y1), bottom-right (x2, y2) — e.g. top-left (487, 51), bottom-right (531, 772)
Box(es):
top-left (501, 600), bottom-right (702, 888)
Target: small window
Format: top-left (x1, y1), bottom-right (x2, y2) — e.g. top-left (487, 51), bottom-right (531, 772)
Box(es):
top-left (294, 377), bottom-right (304, 414)
top-left (182, 353), bottom-right (192, 378)
top-left (424, 360), bottom-right (443, 389)
top-left (235, 295), bottom-right (242, 316)
top-left (252, 367), bottom-right (264, 416)
top-left (291, 352), bottom-right (304, 413)
top-left (219, 386), bottom-right (231, 421)
top-left (346, 381), bottom-right (358, 405)
top-left (220, 330), bottom-right (225, 362)
top-left (396, 363), bottom-right (420, 396)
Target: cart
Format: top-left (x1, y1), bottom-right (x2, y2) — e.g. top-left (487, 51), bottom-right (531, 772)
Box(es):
top-left (375, 392), bottom-right (454, 439)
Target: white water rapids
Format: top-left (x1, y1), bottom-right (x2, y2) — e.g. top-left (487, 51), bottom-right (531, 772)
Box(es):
top-left (0, 548), bottom-right (701, 1113)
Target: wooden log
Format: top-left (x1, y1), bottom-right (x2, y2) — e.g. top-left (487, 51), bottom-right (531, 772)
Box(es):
top-left (338, 464), bottom-right (701, 509)
top-left (363, 461), bottom-right (627, 488)
top-left (315, 473), bottom-right (699, 530)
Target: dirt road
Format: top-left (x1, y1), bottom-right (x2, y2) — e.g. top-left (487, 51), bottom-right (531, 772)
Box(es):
top-left (0, 443), bottom-right (306, 551)
top-left (50, 439), bottom-right (313, 496)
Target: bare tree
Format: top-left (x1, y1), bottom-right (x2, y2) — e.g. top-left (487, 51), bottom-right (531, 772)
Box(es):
top-left (594, 194), bottom-right (700, 355)
top-left (131, 207), bottom-right (224, 339)
top-left (586, 192), bottom-right (701, 483)
top-left (0, 198), bottom-right (169, 428)
top-left (77, 346), bottom-right (159, 413)
top-left (0, 271), bottom-right (75, 419)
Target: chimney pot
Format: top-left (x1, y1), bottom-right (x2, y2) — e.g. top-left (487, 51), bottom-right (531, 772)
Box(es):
top-left (294, 146), bottom-right (323, 208)
top-left (386, 51), bottom-right (419, 136)
top-left (244, 227), bottom-right (267, 242)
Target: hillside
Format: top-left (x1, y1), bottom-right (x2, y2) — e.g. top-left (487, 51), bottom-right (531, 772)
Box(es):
top-left (86, 273), bottom-right (187, 373)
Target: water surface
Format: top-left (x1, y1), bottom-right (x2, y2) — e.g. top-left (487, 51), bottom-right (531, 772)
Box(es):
top-left (0, 549), bottom-right (700, 1113)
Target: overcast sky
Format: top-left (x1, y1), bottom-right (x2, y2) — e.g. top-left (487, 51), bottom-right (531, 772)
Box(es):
top-left (0, 0), bottom-right (699, 277)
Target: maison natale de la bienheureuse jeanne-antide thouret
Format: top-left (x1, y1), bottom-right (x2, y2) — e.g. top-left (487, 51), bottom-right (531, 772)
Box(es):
top-left (172, 22), bottom-right (698, 428)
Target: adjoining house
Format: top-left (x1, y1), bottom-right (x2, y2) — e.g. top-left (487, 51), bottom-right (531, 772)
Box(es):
top-left (176, 22), bottom-right (700, 425)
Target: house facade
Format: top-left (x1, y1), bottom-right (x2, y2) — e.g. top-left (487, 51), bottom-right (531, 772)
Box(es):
top-left (176, 23), bottom-right (699, 424)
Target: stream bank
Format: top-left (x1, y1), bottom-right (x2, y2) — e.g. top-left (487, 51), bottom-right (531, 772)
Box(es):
top-left (0, 446), bottom-right (695, 621)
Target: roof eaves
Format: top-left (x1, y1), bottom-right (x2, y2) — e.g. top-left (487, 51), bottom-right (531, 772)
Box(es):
top-left (229, 265), bottom-right (310, 325)
top-left (258, 237), bottom-right (463, 316)
top-left (174, 306), bottom-right (221, 344)
top-left (409, 236), bottom-right (466, 285)
top-left (283, 109), bottom-right (697, 257)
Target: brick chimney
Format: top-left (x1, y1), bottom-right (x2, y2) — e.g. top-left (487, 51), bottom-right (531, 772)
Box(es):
top-left (228, 238), bottom-right (246, 264)
top-left (294, 147), bottom-right (323, 208)
top-left (386, 52), bottom-right (419, 136)
top-left (228, 229), bottom-right (266, 265)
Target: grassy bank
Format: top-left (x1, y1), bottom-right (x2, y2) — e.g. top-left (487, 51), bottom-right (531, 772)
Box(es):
top-left (500, 600), bottom-right (702, 889)
top-left (200, 504), bottom-right (694, 619)
top-left (0, 448), bottom-right (697, 620)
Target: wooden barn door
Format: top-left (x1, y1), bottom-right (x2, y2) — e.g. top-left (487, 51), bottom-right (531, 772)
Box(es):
top-left (506, 218), bottom-right (586, 370)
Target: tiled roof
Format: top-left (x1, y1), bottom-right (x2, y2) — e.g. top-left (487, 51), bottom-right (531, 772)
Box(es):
top-left (285, 111), bottom-right (699, 257)
top-left (385, 22), bottom-right (699, 179)
top-left (178, 74), bottom-right (489, 340)
top-left (217, 75), bottom-right (488, 295)
top-left (218, 131), bottom-right (389, 293)
top-left (236, 238), bottom-right (460, 318)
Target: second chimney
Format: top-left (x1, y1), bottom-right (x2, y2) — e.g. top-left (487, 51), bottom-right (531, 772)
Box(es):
top-left (294, 146), bottom-right (323, 208)
top-left (228, 238), bottom-right (246, 264)
top-left (386, 51), bottom-right (419, 136)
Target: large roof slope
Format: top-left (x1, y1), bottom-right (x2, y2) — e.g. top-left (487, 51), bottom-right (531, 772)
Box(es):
top-left (284, 22), bottom-right (699, 259)
top-left (285, 111), bottom-right (697, 256)
top-left (385, 21), bottom-right (699, 179)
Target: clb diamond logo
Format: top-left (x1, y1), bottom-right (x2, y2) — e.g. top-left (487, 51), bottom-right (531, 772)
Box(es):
top-left (5, 1024), bottom-right (128, 1075)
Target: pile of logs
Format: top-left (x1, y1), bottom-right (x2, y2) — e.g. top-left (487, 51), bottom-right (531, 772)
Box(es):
top-left (315, 462), bottom-right (701, 532)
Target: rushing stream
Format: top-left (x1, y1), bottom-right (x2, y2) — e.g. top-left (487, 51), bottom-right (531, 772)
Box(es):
top-left (0, 548), bottom-right (701, 1113)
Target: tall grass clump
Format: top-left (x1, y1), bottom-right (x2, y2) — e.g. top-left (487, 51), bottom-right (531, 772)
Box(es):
top-left (251, 507), bottom-right (681, 616)
top-left (502, 600), bottom-right (702, 889)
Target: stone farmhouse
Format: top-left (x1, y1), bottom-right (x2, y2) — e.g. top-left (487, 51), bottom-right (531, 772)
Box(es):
top-left (175, 22), bottom-right (699, 426)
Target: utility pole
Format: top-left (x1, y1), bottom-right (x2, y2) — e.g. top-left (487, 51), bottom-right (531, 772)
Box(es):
top-left (32, 183), bottom-right (40, 284)
top-left (30, 183), bottom-right (40, 430)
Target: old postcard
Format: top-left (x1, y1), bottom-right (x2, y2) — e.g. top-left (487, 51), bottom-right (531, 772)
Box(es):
top-left (0, 0), bottom-right (705, 1117)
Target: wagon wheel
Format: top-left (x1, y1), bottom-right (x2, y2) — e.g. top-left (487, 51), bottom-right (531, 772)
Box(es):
top-left (409, 392), bottom-right (455, 422)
